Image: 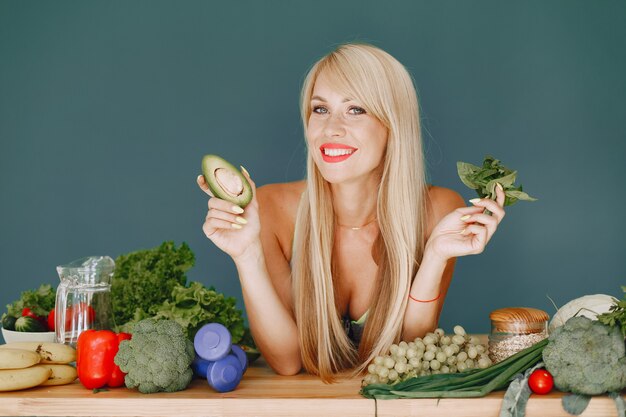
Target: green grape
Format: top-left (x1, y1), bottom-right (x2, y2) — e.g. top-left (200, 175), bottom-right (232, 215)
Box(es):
top-left (441, 365), bottom-right (450, 374)
top-left (457, 361), bottom-right (467, 372)
top-left (421, 360), bottom-right (430, 370)
top-left (446, 356), bottom-right (457, 365)
top-left (436, 351), bottom-right (447, 363)
top-left (399, 341), bottom-right (409, 350)
top-left (426, 344), bottom-right (437, 352)
top-left (423, 350), bottom-right (435, 361)
top-left (388, 369), bottom-right (399, 381)
top-left (409, 357), bottom-right (420, 367)
top-left (457, 351), bottom-right (468, 362)
top-left (440, 335), bottom-right (451, 345)
top-left (453, 325), bottom-right (466, 336)
top-left (414, 340), bottom-right (425, 350)
top-left (383, 357), bottom-right (395, 369)
top-left (394, 362), bottom-right (407, 374)
top-left (396, 346), bottom-right (407, 358)
top-left (394, 356), bottom-right (407, 365)
top-left (443, 346), bottom-right (455, 357)
top-left (374, 356), bottom-right (384, 366)
top-left (450, 343), bottom-right (460, 354)
top-left (465, 359), bottom-right (475, 369)
top-left (389, 344), bottom-right (399, 356)
top-left (452, 334), bottom-right (465, 346)
top-left (423, 334), bottom-right (436, 345)
top-left (478, 357), bottom-right (491, 369)
top-left (406, 348), bottom-right (417, 359)
top-left (368, 363), bottom-right (377, 374)
top-left (378, 366), bottom-right (390, 378)
top-left (467, 346), bottom-right (477, 359)
top-left (430, 359), bottom-right (441, 370)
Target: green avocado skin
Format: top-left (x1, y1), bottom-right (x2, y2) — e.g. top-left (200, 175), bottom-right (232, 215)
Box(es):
top-left (201, 154), bottom-right (253, 208)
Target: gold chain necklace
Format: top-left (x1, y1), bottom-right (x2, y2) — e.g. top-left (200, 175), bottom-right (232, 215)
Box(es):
top-left (336, 217), bottom-right (378, 231)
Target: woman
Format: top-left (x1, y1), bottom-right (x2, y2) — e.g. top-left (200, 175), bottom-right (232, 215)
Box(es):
top-left (197, 43), bottom-right (505, 382)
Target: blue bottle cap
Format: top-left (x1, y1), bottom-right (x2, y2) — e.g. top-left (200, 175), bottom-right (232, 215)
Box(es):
top-left (191, 355), bottom-right (211, 379)
top-left (206, 354), bottom-right (243, 393)
top-left (230, 344), bottom-right (248, 374)
top-left (194, 323), bottom-right (232, 361)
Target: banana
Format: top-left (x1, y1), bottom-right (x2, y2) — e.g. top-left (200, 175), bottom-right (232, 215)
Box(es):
top-left (0, 366), bottom-right (51, 391)
top-left (37, 364), bottom-right (77, 386)
top-left (0, 342), bottom-right (76, 364)
top-left (0, 348), bottom-right (41, 370)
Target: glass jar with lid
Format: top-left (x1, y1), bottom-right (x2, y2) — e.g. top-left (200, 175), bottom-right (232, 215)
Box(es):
top-left (488, 307), bottom-right (549, 363)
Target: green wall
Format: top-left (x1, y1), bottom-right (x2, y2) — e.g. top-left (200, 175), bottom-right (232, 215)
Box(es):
top-left (1, 1), bottom-right (624, 337)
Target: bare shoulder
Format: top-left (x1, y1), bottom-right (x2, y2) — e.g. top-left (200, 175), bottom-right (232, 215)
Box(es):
top-left (426, 186), bottom-right (466, 235)
top-left (256, 180), bottom-right (306, 258)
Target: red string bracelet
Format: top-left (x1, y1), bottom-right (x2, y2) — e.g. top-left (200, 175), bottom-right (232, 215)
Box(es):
top-left (409, 293), bottom-right (441, 303)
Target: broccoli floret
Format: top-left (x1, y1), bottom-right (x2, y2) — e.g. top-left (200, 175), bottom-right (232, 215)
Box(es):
top-left (543, 316), bottom-right (626, 395)
top-left (114, 318), bottom-right (195, 394)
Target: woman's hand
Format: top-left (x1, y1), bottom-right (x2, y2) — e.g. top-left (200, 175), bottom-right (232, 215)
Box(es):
top-left (425, 183), bottom-right (506, 263)
top-left (197, 168), bottom-right (261, 261)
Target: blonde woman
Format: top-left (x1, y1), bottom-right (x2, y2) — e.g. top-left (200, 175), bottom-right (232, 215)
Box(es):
top-left (197, 43), bottom-right (506, 382)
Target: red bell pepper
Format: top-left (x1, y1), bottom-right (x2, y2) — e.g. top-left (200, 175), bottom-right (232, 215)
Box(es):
top-left (76, 329), bottom-right (131, 389)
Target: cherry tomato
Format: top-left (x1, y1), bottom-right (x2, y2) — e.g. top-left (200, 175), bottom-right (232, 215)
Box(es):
top-left (528, 368), bottom-right (554, 395)
top-left (47, 309), bottom-right (56, 332)
top-left (66, 302), bottom-right (96, 328)
top-left (21, 307), bottom-right (38, 319)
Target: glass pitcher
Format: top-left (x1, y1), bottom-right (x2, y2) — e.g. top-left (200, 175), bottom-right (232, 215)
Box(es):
top-left (55, 256), bottom-right (115, 345)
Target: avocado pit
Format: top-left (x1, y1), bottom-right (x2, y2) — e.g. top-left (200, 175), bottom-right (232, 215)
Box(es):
top-left (214, 168), bottom-right (244, 197)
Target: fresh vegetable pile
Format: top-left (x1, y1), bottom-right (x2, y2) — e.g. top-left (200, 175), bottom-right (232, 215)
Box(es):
top-left (2, 284), bottom-right (56, 333)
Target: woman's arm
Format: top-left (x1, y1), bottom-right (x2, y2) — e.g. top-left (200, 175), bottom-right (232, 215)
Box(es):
top-left (198, 174), bottom-right (301, 375)
top-left (401, 185), bottom-right (505, 341)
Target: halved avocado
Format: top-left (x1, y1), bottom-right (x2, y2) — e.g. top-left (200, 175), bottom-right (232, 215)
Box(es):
top-left (201, 155), bottom-right (252, 208)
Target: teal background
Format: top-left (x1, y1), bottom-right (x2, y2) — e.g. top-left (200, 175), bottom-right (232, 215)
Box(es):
top-left (1, 1), bottom-right (625, 340)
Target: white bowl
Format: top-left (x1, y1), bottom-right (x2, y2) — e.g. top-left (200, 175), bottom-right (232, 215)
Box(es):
top-left (1, 327), bottom-right (55, 344)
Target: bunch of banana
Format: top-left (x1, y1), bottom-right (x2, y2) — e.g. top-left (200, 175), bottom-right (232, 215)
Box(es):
top-left (0, 342), bottom-right (77, 391)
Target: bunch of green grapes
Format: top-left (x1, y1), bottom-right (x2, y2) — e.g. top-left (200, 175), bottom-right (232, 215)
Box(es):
top-left (362, 325), bottom-right (493, 386)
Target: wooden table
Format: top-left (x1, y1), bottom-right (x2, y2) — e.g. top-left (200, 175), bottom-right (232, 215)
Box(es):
top-left (0, 358), bottom-right (622, 417)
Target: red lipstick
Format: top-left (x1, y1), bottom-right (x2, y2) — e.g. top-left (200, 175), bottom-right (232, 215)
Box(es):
top-left (319, 143), bottom-right (358, 163)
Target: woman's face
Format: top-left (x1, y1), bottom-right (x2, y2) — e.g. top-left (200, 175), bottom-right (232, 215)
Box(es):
top-left (306, 73), bottom-right (388, 185)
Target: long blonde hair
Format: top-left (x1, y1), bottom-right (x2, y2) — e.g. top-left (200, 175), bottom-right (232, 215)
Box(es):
top-left (292, 43), bottom-right (429, 382)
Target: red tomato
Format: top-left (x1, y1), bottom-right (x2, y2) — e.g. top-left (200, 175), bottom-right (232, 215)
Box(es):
top-left (528, 369), bottom-right (554, 395)
top-left (21, 307), bottom-right (38, 319)
top-left (48, 309), bottom-right (56, 332)
top-left (66, 302), bottom-right (96, 328)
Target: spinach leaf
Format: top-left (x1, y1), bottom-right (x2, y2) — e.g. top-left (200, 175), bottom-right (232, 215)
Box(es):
top-left (457, 156), bottom-right (537, 206)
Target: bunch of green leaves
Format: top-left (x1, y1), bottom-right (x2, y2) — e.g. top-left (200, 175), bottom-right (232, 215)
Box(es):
top-left (597, 286), bottom-right (626, 338)
top-left (457, 156), bottom-right (537, 206)
top-left (4, 284), bottom-right (56, 318)
top-left (121, 281), bottom-right (245, 343)
top-left (111, 241), bottom-right (194, 327)
top-left (361, 338), bottom-right (547, 399)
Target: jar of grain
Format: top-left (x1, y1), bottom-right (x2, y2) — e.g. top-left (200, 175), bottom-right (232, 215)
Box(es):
top-left (488, 307), bottom-right (549, 363)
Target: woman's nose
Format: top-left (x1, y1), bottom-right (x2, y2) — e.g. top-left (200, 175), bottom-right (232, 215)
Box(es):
top-left (323, 113), bottom-right (346, 137)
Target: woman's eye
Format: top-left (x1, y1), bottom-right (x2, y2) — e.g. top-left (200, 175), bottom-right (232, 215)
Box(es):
top-left (312, 105), bottom-right (328, 114)
top-left (348, 106), bottom-right (366, 115)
